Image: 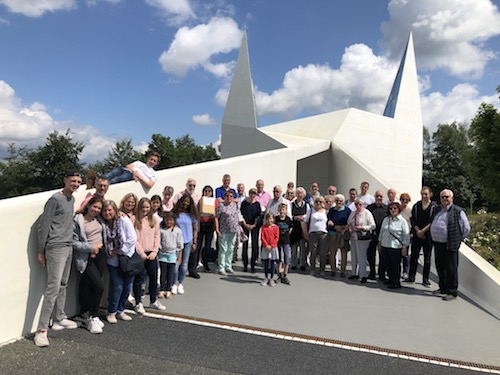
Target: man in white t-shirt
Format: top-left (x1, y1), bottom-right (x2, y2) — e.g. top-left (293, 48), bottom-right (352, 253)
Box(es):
top-left (101, 151), bottom-right (160, 189)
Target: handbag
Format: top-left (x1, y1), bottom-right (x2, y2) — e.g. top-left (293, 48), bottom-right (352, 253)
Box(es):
top-left (357, 230), bottom-right (374, 241)
top-left (118, 251), bottom-right (144, 276)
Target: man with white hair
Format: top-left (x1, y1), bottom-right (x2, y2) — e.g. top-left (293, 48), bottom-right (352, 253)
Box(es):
top-left (173, 178), bottom-right (200, 205)
top-left (430, 189), bottom-right (470, 301)
top-left (266, 185), bottom-right (292, 218)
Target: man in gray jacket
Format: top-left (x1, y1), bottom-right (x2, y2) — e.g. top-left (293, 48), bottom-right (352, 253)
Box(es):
top-left (34, 171), bottom-right (82, 347)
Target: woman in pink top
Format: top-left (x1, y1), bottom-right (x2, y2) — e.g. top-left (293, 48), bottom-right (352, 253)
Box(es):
top-left (132, 197), bottom-right (165, 315)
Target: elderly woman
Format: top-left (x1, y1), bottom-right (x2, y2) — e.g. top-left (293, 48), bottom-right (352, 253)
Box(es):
top-left (347, 198), bottom-right (376, 283)
top-left (73, 196), bottom-right (106, 334)
top-left (240, 188), bottom-right (262, 273)
top-left (215, 190), bottom-right (240, 275)
top-left (378, 202), bottom-right (410, 289)
top-left (327, 194), bottom-right (351, 277)
top-left (290, 187), bottom-right (309, 271)
top-left (102, 200), bottom-right (137, 323)
top-left (304, 195), bottom-right (328, 275)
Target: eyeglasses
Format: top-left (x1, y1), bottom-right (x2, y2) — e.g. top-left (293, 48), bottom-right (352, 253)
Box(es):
top-left (389, 207), bottom-right (399, 211)
top-left (355, 203), bottom-right (363, 206)
top-left (401, 199), bottom-right (408, 202)
top-left (325, 200), bottom-right (332, 204)
top-left (335, 199), bottom-right (342, 203)
top-left (314, 201), bottom-right (322, 204)
top-left (441, 196), bottom-right (450, 199)
top-left (188, 184), bottom-right (196, 187)
top-left (376, 195), bottom-right (383, 198)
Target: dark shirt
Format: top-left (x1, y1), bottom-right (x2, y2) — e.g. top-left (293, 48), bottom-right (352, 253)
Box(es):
top-left (240, 200), bottom-right (262, 225)
top-left (275, 215), bottom-right (293, 245)
top-left (367, 203), bottom-right (388, 234)
top-left (327, 206), bottom-right (351, 232)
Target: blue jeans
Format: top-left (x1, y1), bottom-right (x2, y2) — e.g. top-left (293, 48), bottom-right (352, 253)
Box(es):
top-left (107, 265), bottom-right (134, 314)
top-left (103, 167), bottom-right (133, 185)
top-left (174, 240), bottom-right (192, 284)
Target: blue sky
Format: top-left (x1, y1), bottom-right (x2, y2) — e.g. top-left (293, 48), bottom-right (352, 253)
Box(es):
top-left (0, 0), bottom-right (499, 163)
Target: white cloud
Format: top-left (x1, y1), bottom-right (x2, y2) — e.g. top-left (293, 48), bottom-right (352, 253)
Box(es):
top-left (245, 44), bottom-right (398, 119)
top-left (159, 17), bottom-right (243, 77)
top-left (381, 0), bottom-right (500, 79)
top-left (420, 83), bottom-right (500, 133)
top-left (0, 0), bottom-right (76, 17)
top-left (0, 80), bottom-right (115, 163)
top-left (145, 0), bottom-right (196, 25)
top-left (86, 0), bottom-right (122, 6)
top-left (192, 113), bottom-right (217, 127)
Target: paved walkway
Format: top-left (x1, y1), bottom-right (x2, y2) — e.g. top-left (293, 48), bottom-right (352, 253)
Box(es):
top-left (2, 260), bottom-right (500, 374)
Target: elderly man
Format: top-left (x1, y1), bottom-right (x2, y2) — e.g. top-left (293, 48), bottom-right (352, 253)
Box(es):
top-left (384, 188), bottom-right (400, 205)
top-left (79, 177), bottom-right (109, 211)
top-left (173, 178), bottom-right (200, 205)
top-left (215, 174), bottom-right (237, 203)
top-left (255, 179), bottom-right (272, 213)
top-left (266, 185), bottom-right (292, 217)
top-left (327, 185), bottom-right (337, 196)
top-left (430, 189), bottom-right (470, 301)
top-left (35, 171), bottom-right (82, 347)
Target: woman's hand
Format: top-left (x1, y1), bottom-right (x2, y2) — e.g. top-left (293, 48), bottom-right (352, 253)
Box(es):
top-left (191, 243), bottom-right (197, 253)
top-left (402, 246), bottom-right (408, 257)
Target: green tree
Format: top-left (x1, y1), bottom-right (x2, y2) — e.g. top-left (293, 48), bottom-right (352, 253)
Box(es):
top-left (423, 122), bottom-right (480, 208)
top-left (467, 102), bottom-right (500, 206)
top-left (0, 130), bottom-right (84, 198)
top-left (88, 138), bottom-right (142, 176)
top-left (30, 130), bottom-right (85, 191)
top-left (0, 144), bottom-right (37, 198)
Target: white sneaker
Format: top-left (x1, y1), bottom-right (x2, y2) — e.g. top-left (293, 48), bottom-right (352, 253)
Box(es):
top-left (135, 302), bottom-right (146, 316)
top-left (51, 318), bottom-right (78, 331)
top-left (171, 284), bottom-right (178, 295)
top-left (87, 317), bottom-right (103, 334)
top-left (34, 329), bottom-right (49, 347)
top-left (177, 284), bottom-right (185, 295)
top-left (260, 278), bottom-right (269, 286)
top-left (96, 317), bottom-right (105, 329)
top-left (151, 300), bottom-right (166, 310)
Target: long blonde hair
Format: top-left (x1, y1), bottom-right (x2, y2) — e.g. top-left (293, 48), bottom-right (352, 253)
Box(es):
top-left (135, 197), bottom-right (156, 230)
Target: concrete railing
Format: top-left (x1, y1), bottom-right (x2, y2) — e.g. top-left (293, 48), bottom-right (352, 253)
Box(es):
top-left (0, 148), bottom-right (297, 345)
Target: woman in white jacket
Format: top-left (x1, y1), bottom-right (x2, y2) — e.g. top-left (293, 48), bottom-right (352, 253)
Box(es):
top-left (102, 200), bottom-right (137, 324)
top-left (73, 196), bottom-right (106, 334)
top-left (347, 198), bottom-right (376, 283)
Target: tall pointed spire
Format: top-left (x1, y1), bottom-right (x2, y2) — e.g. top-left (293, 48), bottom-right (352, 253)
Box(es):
top-left (221, 32), bottom-right (258, 129)
top-left (221, 32), bottom-right (284, 158)
top-left (383, 32), bottom-right (422, 127)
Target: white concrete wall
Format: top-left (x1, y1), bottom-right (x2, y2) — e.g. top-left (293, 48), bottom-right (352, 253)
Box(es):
top-left (0, 148), bottom-right (297, 345)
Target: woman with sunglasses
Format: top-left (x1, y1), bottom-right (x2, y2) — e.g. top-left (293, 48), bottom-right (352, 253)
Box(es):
top-left (378, 202), bottom-right (410, 289)
top-left (327, 194), bottom-right (351, 277)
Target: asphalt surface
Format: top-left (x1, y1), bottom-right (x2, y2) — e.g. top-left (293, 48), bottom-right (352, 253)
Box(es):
top-left (0, 315), bottom-right (479, 375)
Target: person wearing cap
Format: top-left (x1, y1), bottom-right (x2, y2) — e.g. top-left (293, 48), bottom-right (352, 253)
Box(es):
top-left (34, 170), bottom-right (82, 347)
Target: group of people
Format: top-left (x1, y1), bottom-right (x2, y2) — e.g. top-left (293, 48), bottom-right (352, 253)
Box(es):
top-left (33, 164), bottom-right (470, 348)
